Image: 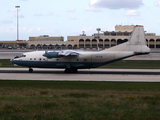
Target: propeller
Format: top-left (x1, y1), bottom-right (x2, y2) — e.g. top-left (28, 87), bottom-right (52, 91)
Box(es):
top-left (45, 50), bottom-right (48, 54)
top-left (54, 47), bottom-right (55, 52)
top-left (43, 49), bottom-right (48, 57)
top-left (43, 49), bottom-right (60, 58)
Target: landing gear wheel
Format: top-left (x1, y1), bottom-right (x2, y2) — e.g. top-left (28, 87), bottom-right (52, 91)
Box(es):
top-left (64, 68), bottom-right (78, 73)
top-left (71, 68), bottom-right (78, 73)
top-left (64, 68), bottom-right (70, 73)
top-left (29, 68), bottom-right (33, 73)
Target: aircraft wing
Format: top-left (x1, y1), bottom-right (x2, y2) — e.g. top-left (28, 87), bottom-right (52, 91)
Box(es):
top-left (58, 50), bottom-right (79, 56)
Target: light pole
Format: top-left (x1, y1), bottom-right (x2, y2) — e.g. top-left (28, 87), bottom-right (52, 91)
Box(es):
top-left (97, 28), bottom-right (101, 51)
top-left (15, 6), bottom-right (20, 41)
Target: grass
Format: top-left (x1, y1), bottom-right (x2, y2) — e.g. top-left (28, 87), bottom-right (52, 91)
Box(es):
top-left (0, 59), bottom-right (15, 67)
top-left (99, 60), bottom-right (160, 69)
top-left (1, 59), bottom-right (160, 69)
top-left (0, 81), bottom-right (160, 91)
top-left (0, 81), bottom-right (160, 119)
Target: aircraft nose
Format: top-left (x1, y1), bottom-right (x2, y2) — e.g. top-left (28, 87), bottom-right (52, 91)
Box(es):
top-left (10, 58), bottom-right (13, 62)
top-left (10, 57), bottom-right (16, 62)
top-left (11, 58), bottom-right (15, 63)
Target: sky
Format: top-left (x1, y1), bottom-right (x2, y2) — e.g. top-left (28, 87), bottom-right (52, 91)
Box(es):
top-left (1, 0), bottom-right (160, 41)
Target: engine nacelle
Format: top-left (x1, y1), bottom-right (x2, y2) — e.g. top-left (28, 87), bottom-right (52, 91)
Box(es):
top-left (43, 52), bottom-right (61, 58)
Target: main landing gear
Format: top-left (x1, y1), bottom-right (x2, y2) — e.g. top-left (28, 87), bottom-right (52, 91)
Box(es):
top-left (64, 68), bottom-right (78, 73)
top-left (29, 68), bottom-right (33, 73)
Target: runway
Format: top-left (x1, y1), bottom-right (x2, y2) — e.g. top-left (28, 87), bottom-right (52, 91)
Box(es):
top-left (0, 68), bottom-right (160, 82)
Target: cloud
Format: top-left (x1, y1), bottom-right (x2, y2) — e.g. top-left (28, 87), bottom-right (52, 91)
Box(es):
top-left (70, 16), bottom-right (77, 20)
top-left (0, 26), bottom-right (56, 38)
top-left (8, 8), bottom-right (24, 18)
top-left (47, 11), bottom-right (54, 16)
top-left (67, 8), bottom-right (76, 12)
top-left (0, 26), bottom-right (16, 33)
top-left (34, 12), bottom-right (44, 16)
top-left (1, 19), bottom-right (13, 24)
top-left (156, 0), bottom-right (160, 6)
top-left (19, 26), bottom-right (55, 34)
top-left (126, 10), bottom-right (139, 16)
top-left (8, 9), bottom-right (17, 12)
top-left (14, 13), bottom-right (25, 18)
top-left (81, 26), bottom-right (93, 32)
top-left (88, 0), bottom-right (143, 9)
top-left (84, 6), bottom-right (101, 12)
top-left (18, 13), bottom-right (25, 18)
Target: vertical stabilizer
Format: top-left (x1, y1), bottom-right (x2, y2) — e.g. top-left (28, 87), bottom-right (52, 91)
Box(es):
top-left (129, 25), bottom-right (146, 46)
top-left (102, 25), bottom-right (150, 54)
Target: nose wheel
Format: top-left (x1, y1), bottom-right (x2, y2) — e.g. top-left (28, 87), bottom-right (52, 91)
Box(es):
top-left (29, 68), bottom-right (33, 73)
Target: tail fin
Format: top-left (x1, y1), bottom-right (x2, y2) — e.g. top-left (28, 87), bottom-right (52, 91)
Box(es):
top-left (129, 25), bottom-right (146, 46)
top-left (102, 25), bottom-right (150, 54)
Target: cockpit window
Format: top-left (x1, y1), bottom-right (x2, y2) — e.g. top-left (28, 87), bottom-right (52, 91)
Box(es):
top-left (20, 54), bottom-right (26, 57)
top-left (14, 54), bottom-right (26, 59)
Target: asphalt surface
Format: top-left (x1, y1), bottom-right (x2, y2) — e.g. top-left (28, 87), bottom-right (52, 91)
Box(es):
top-left (0, 68), bottom-right (160, 75)
top-left (0, 49), bottom-right (160, 82)
top-left (0, 68), bottom-right (160, 82)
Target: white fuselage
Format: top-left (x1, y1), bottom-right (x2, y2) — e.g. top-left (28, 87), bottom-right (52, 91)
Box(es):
top-left (11, 50), bottom-right (135, 69)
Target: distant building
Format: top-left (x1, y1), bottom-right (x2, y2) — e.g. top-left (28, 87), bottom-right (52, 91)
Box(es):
top-left (0, 40), bottom-right (28, 49)
top-left (29, 35), bottom-right (64, 41)
top-left (0, 25), bottom-right (160, 49)
top-left (68, 25), bottom-right (160, 49)
top-left (28, 36), bottom-right (76, 49)
top-left (115, 25), bottom-right (135, 31)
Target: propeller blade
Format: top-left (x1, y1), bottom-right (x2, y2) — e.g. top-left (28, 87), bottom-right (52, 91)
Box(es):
top-left (43, 50), bottom-right (48, 57)
top-left (45, 50), bottom-right (48, 54)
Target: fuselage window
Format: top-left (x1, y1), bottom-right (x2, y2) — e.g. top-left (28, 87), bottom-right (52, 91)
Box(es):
top-left (43, 58), bottom-right (45, 61)
top-left (30, 58), bottom-right (32, 60)
top-left (39, 58), bottom-right (41, 61)
top-left (34, 58), bottom-right (36, 60)
top-left (84, 59), bottom-right (87, 62)
top-left (77, 59), bottom-right (79, 61)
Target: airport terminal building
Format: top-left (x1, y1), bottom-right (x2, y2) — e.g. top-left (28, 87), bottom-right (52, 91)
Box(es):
top-left (0, 25), bottom-right (160, 49)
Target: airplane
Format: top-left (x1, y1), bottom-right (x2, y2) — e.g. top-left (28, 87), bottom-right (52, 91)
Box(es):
top-left (11, 25), bottom-right (150, 73)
